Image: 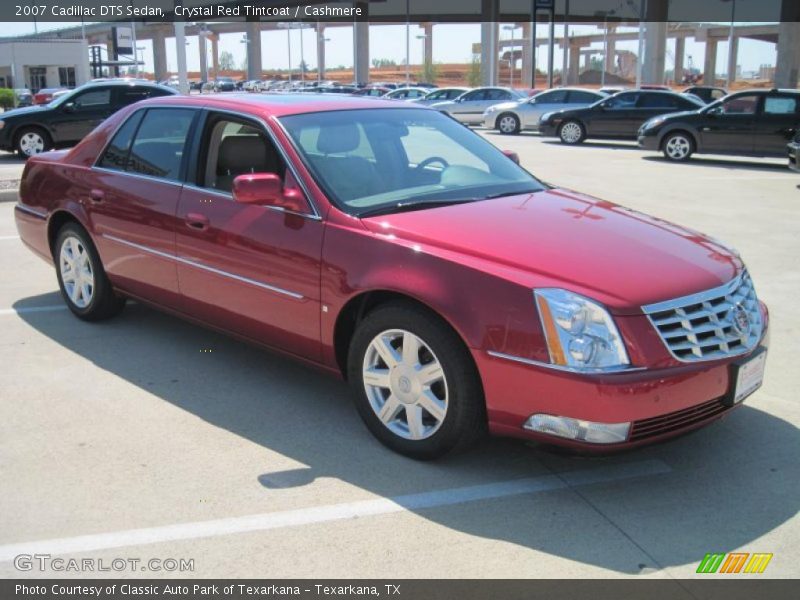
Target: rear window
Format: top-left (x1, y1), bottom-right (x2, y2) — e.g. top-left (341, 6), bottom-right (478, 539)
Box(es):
top-left (764, 96), bottom-right (797, 115)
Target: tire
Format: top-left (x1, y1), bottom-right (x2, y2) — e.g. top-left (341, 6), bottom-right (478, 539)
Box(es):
top-left (662, 131), bottom-right (695, 162)
top-left (347, 302), bottom-right (486, 460)
top-left (54, 223), bottom-right (125, 321)
top-left (558, 120), bottom-right (586, 145)
top-left (497, 113), bottom-right (521, 135)
top-left (15, 126), bottom-right (52, 158)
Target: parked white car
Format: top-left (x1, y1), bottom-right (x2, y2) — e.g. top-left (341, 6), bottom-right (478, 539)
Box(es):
top-left (483, 88), bottom-right (609, 134)
top-left (431, 87), bottom-right (526, 125)
top-left (411, 87), bottom-right (471, 106)
top-left (383, 87), bottom-right (430, 100)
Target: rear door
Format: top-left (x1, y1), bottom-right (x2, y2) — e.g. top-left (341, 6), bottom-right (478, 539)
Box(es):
top-left (89, 106), bottom-right (197, 307)
top-left (753, 94), bottom-right (800, 156)
top-left (699, 93), bottom-right (759, 154)
top-left (50, 86), bottom-right (114, 144)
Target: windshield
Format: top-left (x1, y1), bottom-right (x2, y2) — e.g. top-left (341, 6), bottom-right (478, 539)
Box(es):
top-left (279, 108), bottom-right (544, 216)
top-left (47, 88), bottom-right (80, 108)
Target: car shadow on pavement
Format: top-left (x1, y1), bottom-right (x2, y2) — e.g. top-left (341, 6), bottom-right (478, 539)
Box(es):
top-left (540, 140), bottom-right (642, 151)
top-left (15, 295), bottom-right (800, 575)
top-left (641, 156), bottom-right (790, 172)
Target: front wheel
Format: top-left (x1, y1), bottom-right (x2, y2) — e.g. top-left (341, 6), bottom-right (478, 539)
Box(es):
top-left (662, 132), bottom-right (695, 161)
top-left (348, 302), bottom-right (485, 460)
top-left (54, 223), bottom-right (125, 321)
top-left (497, 113), bottom-right (521, 135)
top-left (558, 120), bottom-right (586, 145)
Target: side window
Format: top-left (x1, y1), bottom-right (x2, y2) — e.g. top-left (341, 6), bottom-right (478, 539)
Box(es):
top-left (72, 88), bottom-right (111, 110)
top-left (763, 96), bottom-right (797, 115)
top-left (115, 87), bottom-right (153, 107)
top-left (720, 94), bottom-right (759, 115)
top-left (447, 90), bottom-right (464, 99)
top-left (538, 90), bottom-right (568, 104)
top-left (201, 117), bottom-right (285, 193)
top-left (98, 110), bottom-right (144, 171)
top-left (485, 89), bottom-right (511, 101)
top-left (710, 89), bottom-right (726, 101)
top-left (127, 108), bottom-right (194, 181)
top-left (606, 92), bottom-right (639, 109)
top-left (569, 90), bottom-right (601, 104)
top-left (638, 94), bottom-right (680, 109)
top-left (462, 90), bottom-right (485, 102)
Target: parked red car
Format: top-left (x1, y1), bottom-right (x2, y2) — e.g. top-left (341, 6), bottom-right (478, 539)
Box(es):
top-left (33, 87), bottom-right (68, 105)
top-left (14, 94), bottom-right (769, 459)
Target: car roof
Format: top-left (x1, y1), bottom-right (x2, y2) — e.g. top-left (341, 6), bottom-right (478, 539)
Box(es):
top-left (135, 93), bottom-right (430, 117)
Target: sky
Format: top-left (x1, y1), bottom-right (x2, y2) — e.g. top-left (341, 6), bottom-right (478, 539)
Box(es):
top-left (0, 21), bottom-right (779, 77)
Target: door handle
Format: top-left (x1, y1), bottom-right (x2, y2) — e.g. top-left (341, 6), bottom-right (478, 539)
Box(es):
top-left (185, 212), bottom-right (210, 231)
top-left (89, 189), bottom-right (105, 203)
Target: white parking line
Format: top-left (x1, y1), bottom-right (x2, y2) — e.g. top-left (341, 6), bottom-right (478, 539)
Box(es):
top-left (0, 459), bottom-right (670, 561)
top-left (0, 305), bottom-right (66, 316)
top-left (0, 235), bottom-right (19, 240)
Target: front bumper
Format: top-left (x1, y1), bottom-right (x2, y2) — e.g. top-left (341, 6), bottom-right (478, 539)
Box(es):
top-left (475, 311), bottom-right (769, 451)
top-left (788, 142), bottom-right (799, 172)
top-left (637, 132), bottom-right (660, 151)
top-left (538, 123), bottom-right (558, 137)
top-left (483, 114), bottom-right (497, 129)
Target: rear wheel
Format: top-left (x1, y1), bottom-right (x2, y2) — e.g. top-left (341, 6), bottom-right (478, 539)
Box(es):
top-left (558, 120), bottom-right (586, 145)
top-left (497, 113), bottom-right (521, 135)
top-left (54, 223), bottom-right (125, 321)
top-left (15, 127), bottom-right (52, 158)
top-left (348, 302), bottom-right (485, 459)
top-left (662, 131), bottom-right (695, 161)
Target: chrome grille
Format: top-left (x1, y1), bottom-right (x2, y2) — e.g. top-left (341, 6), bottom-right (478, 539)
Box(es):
top-left (642, 271), bottom-right (762, 362)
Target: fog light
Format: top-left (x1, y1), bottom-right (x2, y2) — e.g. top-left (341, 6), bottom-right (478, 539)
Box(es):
top-left (523, 414), bottom-right (630, 444)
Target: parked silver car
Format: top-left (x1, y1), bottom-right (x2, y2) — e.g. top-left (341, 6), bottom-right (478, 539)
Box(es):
top-left (383, 87), bottom-right (430, 100)
top-left (411, 87), bottom-right (471, 106)
top-left (431, 87), bottom-right (526, 125)
top-left (483, 88), bottom-right (608, 134)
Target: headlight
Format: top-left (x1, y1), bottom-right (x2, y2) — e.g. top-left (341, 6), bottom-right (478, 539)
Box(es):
top-left (534, 289), bottom-right (629, 371)
top-left (484, 106), bottom-right (498, 114)
top-left (540, 111), bottom-right (554, 122)
top-left (644, 117), bottom-right (665, 129)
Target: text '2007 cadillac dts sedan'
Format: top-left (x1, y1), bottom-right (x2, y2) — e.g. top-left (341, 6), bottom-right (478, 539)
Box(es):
top-left (14, 94), bottom-right (769, 459)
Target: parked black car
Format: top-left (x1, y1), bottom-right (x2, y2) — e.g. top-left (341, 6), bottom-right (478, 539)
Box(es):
top-left (538, 90), bottom-right (704, 144)
top-left (638, 89), bottom-right (800, 162)
top-left (683, 86), bottom-right (727, 104)
top-left (213, 77), bottom-right (236, 92)
top-left (0, 80), bottom-right (177, 157)
top-left (789, 130), bottom-right (799, 172)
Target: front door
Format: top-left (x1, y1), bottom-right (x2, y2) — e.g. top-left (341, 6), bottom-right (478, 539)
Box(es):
top-left (588, 92), bottom-right (640, 137)
top-left (50, 86), bottom-right (115, 144)
top-left (700, 94), bottom-right (759, 154)
top-left (175, 113), bottom-right (324, 360)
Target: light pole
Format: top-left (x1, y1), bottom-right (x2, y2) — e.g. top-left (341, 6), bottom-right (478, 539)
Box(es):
top-left (502, 25), bottom-right (520, 88)
top-left (416, 34), bottom-right (427, 83)
top-left (318, 35), bottom-right (330, 84)
top-left (136, 45), bottom-right (145, 78)
top-left (240, 34), bottom-right (249, 78)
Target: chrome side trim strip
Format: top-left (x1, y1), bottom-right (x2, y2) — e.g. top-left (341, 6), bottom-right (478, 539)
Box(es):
top-left (101, 234), bottom-right (304, 300)
top-left (487, 351), bottom-right (648, 374)
top-left (15, 204), bottom-right (48, 219)
top-left (92, 166), bottom-right (185, 188)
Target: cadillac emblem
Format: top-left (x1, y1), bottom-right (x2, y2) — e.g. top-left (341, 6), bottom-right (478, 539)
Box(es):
top-left (730, 304), bottom-right (751, 338)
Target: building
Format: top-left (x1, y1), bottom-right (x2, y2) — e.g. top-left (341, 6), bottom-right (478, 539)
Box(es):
top-left (0, 39), bottom-right (90, 91)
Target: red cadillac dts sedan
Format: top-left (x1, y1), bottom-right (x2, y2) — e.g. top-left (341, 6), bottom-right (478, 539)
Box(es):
top-left (14, 94), bottom-right (768, 459)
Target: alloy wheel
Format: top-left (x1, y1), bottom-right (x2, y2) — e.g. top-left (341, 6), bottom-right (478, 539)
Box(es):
top-left (665, 135), bottom-right (692, 160)
top-left (19, 132), bottom-right (45, 156)
top-left (560, 122), bottom-right (583, 144)
top-left (362, 329), bottom-right (448, 441)
top-left (59, 236), bottom-right (95, 308)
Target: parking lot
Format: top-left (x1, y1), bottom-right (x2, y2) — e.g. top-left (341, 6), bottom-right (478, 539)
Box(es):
top-left (0, 134), bottom-right (797, 580)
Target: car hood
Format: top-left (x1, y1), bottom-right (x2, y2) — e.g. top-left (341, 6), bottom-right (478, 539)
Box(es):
top-left (361, 188), bottom-right (740, 312)
top-left (0, 105), bottom-right (48, 119)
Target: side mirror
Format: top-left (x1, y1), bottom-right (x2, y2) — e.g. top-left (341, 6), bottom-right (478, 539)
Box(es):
top-left (707, 106), bottom-right (723, 116)
top-left (502, 150), bottom-right (520, 165)
top-left (63, 102), bottom-right (76, 113)
top-left (232, 173), bottom-right (310, 214)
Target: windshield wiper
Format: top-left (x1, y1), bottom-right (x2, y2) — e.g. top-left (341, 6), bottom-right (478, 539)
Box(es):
top-left (483, 188), bottom-right (544, 200)
top-left (358, 198), bottom-right (477, 218)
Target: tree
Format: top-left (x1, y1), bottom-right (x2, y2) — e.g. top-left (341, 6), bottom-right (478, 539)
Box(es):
top-left (420, 60), bottom-right (439, 84)
top-left (467, 57), bottom-right (481, 87)
top-left (219, 50), bottom-right (235, 71)
top-left (299, 60), bottom-right (309, 74)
